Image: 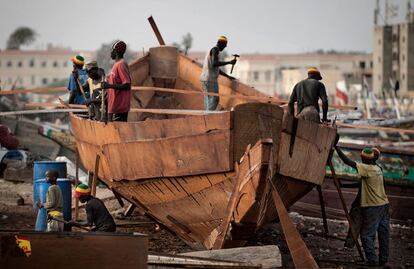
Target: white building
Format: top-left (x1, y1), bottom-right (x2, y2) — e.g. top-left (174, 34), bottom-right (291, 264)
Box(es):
top-left (0, 45), bottom-right (94, 90)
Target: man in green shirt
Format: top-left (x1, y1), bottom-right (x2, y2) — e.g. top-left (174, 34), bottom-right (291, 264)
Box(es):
top-left (335, 140), bottom-right (390, 267)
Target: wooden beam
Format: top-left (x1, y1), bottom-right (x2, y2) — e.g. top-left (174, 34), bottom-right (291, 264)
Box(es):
top-left (266, 151), bottom-right (319, 269)
top-left (147, 16), bottom-right (166, 45)
top-left (74, 150), bottom-right (80, 221)
top-left (328, 157), bottom-right (365, 261)
top-left (91, 154), bottom-right (100, 197)
top-left (337, 122), bottom-right (414, 134)
top-left (0, 86), bottom-right (66, 95)
top-left (0, 109), bottom-right (86, 116)
top-left (316, 185), bottom-right (329, 236)
top-left (124, 204), bottom-right (136, 217)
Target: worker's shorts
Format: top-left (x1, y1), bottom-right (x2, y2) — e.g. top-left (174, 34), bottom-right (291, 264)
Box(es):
top-left (297, 106), bottom-right (320, 123)
top-left (201, 81), bottom-right (219, 111)
top-left (47, 211), bottom-right (64, 232)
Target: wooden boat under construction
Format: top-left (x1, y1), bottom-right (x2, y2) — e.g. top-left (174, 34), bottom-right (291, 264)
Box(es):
top-left (70, 46), bottom-right (337, 249)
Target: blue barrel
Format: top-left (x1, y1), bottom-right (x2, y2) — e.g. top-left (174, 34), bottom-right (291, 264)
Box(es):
top-left (33, 161), bottom-right (71, 231)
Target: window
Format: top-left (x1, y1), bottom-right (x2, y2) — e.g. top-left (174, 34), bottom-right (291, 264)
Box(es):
top-left (53, 78), bottom-right (58, 82)
top-left (253, 71), bottom-right (259, 81)
top-left (370, 61), bottom-right (373, 68)
top-left (402, 73), bottom-right (405, 81)
top-left (7, 61), bottom-right (12, 67)
top-left (359, 61), bottom-right (366, 69)
top-left (41, 61), bottom-right (47, 67)
top-left (265, 71), bottom-right (271, 82)
top-left (29, 59), bottom-right (35, 67)
top-left (392, 34), bottom-right (398, 42)
top-left (53, 61), bottom-right (58, 67)
top-left (17, 61), bottom-right (22, 68)
top-left (42, 78), bottom-right (48, 85)
top-left (392, 53), bottom-right (398, 60)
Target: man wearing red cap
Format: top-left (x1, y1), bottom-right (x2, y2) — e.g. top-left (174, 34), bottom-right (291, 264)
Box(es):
top-left (288, 67), bottom-right (329, 123)
top-left (101, 40), bottom-right (131, 122)
top-left (200, 36), bottom-right (237, 111)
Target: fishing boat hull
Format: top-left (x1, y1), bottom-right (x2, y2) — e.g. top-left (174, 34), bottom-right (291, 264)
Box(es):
top-left (70, 46), bottom-right (337, 249)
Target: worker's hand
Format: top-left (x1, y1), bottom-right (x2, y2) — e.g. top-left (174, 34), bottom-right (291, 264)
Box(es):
top-left (228, 59), bottom-right (237, 65)
top-left (321, 118), bottom-right (331, 124)
top-left (101, 82), bottom-right (110, 89)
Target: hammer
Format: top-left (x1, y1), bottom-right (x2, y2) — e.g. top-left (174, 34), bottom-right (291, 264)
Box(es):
top-left (230, 54), bottom-right (240, 74)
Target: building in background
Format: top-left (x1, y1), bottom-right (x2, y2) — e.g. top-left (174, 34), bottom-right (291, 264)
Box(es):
top-left (228, 52), bottom-right (372, 101)
top-left (0, 45), bottom-right (94, 90)
top-left (373, 11), bottom-right (414, 98)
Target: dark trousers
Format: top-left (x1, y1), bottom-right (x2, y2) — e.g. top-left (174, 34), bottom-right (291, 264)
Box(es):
top-left (108, 112), bottom-right (128, 122)
top-left (360, 204), bottom-right (390, 264)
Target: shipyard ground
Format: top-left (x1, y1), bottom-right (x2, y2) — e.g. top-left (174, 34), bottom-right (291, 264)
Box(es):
top-left (1, 180), bottom-right (413, 268)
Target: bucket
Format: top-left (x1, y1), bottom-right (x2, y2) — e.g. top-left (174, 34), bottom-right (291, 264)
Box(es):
top-left (33, 161), bottom-right (71, 231)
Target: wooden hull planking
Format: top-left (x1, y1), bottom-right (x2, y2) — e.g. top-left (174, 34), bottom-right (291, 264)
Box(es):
top-left (70, 46), bottom-right (337, 249)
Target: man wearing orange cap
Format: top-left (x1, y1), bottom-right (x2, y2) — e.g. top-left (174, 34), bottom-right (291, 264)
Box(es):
top-left (288, 67), bottom-right (329, 123)
top-left (335, 139), bottom-right (390, 267)
top-left (200, 36), bottom-right (237, 111)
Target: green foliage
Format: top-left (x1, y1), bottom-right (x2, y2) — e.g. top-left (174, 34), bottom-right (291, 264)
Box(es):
top-left (172, 33), bottom-right (193, 55)
top-left (6, 27), bottom-right (37, 50)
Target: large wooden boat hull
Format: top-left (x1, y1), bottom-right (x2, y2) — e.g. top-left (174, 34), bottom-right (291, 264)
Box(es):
top-left (70, 46), bottom-right (337, 249)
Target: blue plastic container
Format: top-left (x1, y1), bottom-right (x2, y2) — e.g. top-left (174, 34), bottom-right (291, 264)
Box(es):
top-left (33, 161), bottom-right (71, 231)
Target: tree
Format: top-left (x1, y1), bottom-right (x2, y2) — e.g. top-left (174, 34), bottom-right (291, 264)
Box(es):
top-left (96, 41), bottom-right (136, 74)
top-left (6, 27), bottom-right (37, 50)
top-left (172, 33), bottom-right (193, 55)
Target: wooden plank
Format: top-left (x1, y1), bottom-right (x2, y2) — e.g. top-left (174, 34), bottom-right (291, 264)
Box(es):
top-left (266, 150), bottom-right (319, 269)
top-left (70, 111), bottom-right (230, 145)
top-left (232, 103), bottom-right (284, 164)
top-left (337, 122), bottom-right (414, 134)
top-left (148, 16), bottom-right (166, 45)
top-left (0, 232), bottom-right (147, 269)
top-left (278, 117), bottom-right (337, 185)
top-left (102, 130), bottom-right (232, 181)
top-left (91, 154), bottom-right (100, 197)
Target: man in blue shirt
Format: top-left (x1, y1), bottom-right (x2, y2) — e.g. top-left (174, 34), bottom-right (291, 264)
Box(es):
top-left (68, 55), bottom-right (89, 104)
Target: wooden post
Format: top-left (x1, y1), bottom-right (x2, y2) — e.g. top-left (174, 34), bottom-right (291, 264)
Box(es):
top-left (316, 185), bottom-right (329, 236)
top-left (266, 151), bottom-right (319, 269)
top-left (74, 150), bottom-right (80, 221)
top-left (147, 16), bottom-right (166, 45)
top-left (124, 204), bottom-right (136, 217)
top-left (328, 157), bottom-right (365, 261)
top-left (91, 155), bottom-right (100, 197)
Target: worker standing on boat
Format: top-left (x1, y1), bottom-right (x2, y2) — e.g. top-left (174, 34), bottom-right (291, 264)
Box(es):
top-left (335, 142), bottom-right (390, 267)
top-left (84, 61), bottom-right (107, 121)
top-left (36, 170), bottom-right (64, 232)
top-left (200, 36), bottom-right (237, 111)
top-left (101, 40), bottom-right (131, 122)
top-left (288, 67), bottom-right (328, 123)
top-left (69, 184), bottom-right (116, 232)
top-left (68, 55), bottom-right (89, 105)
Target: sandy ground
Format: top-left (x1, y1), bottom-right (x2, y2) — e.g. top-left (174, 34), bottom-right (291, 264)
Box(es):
top-left (1, 179), bottom-right (413, 268)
